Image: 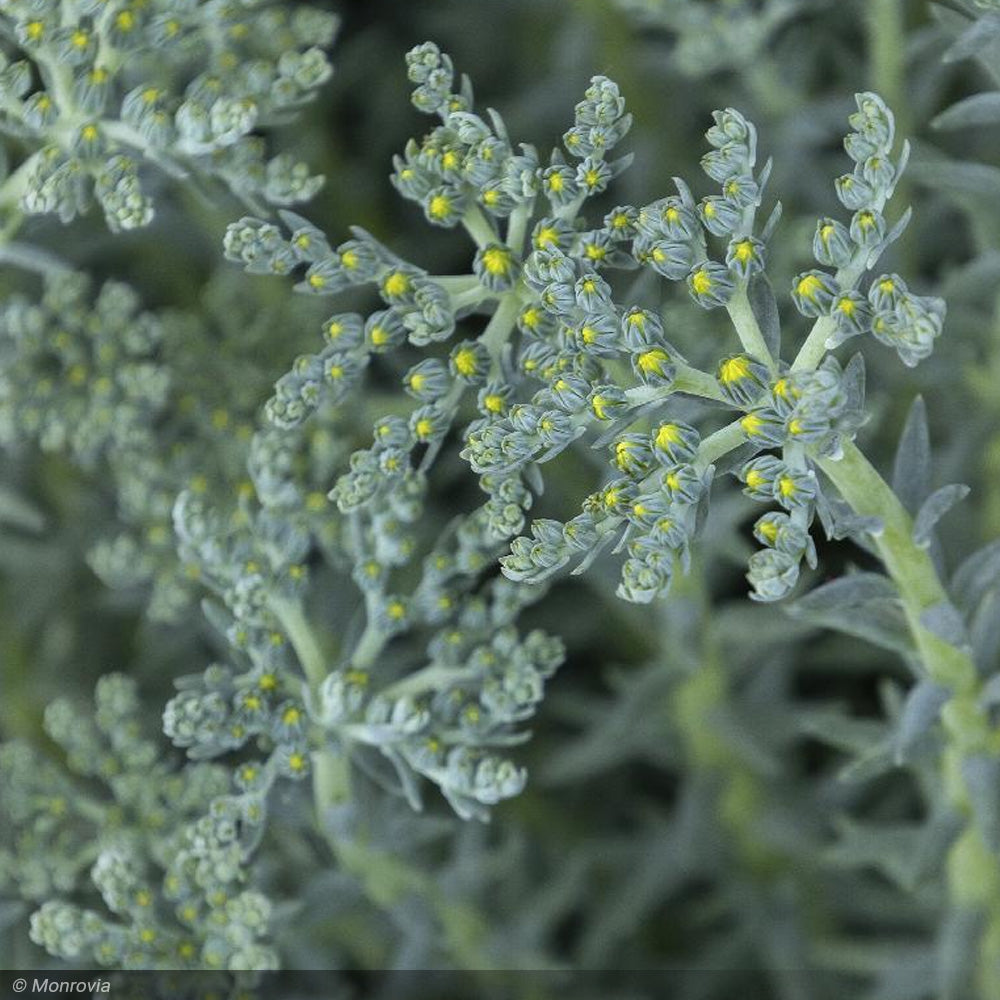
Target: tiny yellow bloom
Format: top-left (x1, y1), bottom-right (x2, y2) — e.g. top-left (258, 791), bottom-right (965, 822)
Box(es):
top-left (796, 274), bottom-right (824, 301)
top-left (480, 246), bottom-right (511, 276)
top-left (637, 348), bottom-right (670, 376)
top-left (428, 194), bottom-right (452, 220)
top-left (778, 475), bottom-right (797, 498)
top-left (654, 423), bottom-right (682, 450)
top-left (382, 271), bottom-right (411, 297)
top-left (453, 348), bottom-right (479, 377)
top-left (534, 226), bottom-right (560, 249)
top-left (691, 269), bottom-right (713, 295)
top-left (718, 356), bottom-right (751, 384)
top-left (759, 520), bottom-right (779, 543)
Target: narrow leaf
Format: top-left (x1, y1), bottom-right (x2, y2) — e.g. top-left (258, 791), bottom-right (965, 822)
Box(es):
top-left (962, 755), bottom-right (1000, 853)
top-left (893, 680), bottom-right (949, 764)
top-left (892, 396), bottom-right (931, 515)
top-left (920, 601), bottom-right (970, 649)
top-left (970, 591), bottom-right (1000, 673)
top-left (943, 11), bottom-right (1000, 62)
top-left (789, 574), bottom-right (912, 654)
top-left (760, 201), bottom-right (782, 242)
top-left (0, 486), bottom-right (45, 532)
top-left (747, 272), bottom-right (780, 358)
top-left (934, 92), bottom-right (1000, 130)
top-left (951, 539), bottom-right (1000, 613)
top-left (913, 484), bottom-right (970, 547)
top-left (909, 156), bottom-right (1000, 204)
top-left (793, 572), bottom-right (897, 609)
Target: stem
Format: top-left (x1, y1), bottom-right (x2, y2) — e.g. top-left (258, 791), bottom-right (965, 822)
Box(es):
top-left (351, 621), bottom-right (386, 671)
top-left (505, 202), bottom-right (530, 254)
top-left (817, 439), bottom-right (1000, 996)
top-left (726, 285), bottom-right (776, 371)
top-left (461, 205), bottom-right (497, 249)
top-left (672, 364), bottom-right (728, 403)
top-left (816, 442), bottom-right (977, 696)
top-left (867, 0), bottom-right (905, 124)
top-left (274, 598), bottom-right (493, 966)
top-left (480, 290), bottom-right (521, 358)
top-left (269, 598), bottom-right (328, 691)
top-left (697, 418), bottom-right (749, 471)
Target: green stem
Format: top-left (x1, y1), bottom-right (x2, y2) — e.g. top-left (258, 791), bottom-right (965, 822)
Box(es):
top-left (481, 290), bottom-right (521, 358)
top-left (817, 439), bottom-right (1000, 996)
top-left (274, 598), bottom-right (492, 967)
top-left (697, 418), bottom-right (749, 470)
top-left (673, 364), bottom-right (728, 403)
top-left (816, 442), bottom-right (977, 696)
top-left (269, 598), bottom-right (328, 691)
top-left (505, 202), bottom-right (531, 253)
top-left (726, 285), bottom-right (776, 371)
top-left (867, 0), bottom-right (905, 122)
top-left (461, 205), bottom-right (498, 249)
top-left (351, 621), bottom-right (386, 671)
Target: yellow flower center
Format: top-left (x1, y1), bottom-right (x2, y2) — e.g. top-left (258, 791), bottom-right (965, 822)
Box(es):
top-left (481, 246), bottom-right (511, 276)
top-left (453, 348), bottom-right (478, 377)
top-left (691, 269), bottom-right (713, 295)
top-left (719, 356), bottom-right (752, 384)
top-left (637, 348), bottom-right (670, 375)
top-left (655, 423), bottom-right (682, 450)
top-left (796, 274), bottom-right (824, 301)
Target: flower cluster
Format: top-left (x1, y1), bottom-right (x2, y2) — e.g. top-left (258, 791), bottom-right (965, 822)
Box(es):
top-left (0, 675), bottom-right (276, 970)
top-left (0, 0), bottom-right (335, 232)
top-left (794, 93), bottom-right (944, 366)
top-left (611, 0), bottom-right (820, 78)
top-left (229, 48), bottom-right (946, 625)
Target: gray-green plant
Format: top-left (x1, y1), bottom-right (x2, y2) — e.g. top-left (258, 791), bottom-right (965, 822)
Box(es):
top-left (3, 4), bottom-right (1000, 996)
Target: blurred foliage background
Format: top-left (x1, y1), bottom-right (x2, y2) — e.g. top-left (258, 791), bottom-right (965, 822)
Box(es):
top-left (4, 0), bottom-right (1000, 995)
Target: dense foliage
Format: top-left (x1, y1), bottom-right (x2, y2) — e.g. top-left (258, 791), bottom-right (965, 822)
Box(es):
top-left (3, 0), bottom-right (1000, 996)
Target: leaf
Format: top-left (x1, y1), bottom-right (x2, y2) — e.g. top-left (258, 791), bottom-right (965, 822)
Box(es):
top-left (941, 250), bottom-right (1000, 302)
top-left (788, 574), bottom-right (912, 654)
top-left (962, 755), bottom-right (1000, 853)
top-left (0, 486), bottom-right (45, 532)
top-left (840, 353), bottom-right (867, 430)
top-left (913, 484), bottom-right (971, 547)
top-left (747, 272), bottom-right (780, 358)
top-left (920, 601), bottom-right (970, 649)
top-left (760, 200), bottom-right (782, 242)
top-left (794, 572), bottom-right (898, 607)
top-left (814, 492), bottom-right (882, 549)
top-left (970, 591), bottom-right (1000, 673)
top-left (934, 92), bottom-right (1000, 130)
top-left (877, 205), bottom-right (912, 257)
top-left (838, 745), bottom-right (897, 784)
top-left (950, 539), bottom-right (1000, 614)
top-left (937, 907), bottom-right (983, 1000)
top-left (798, 709), bottom-right (887, 755)
top-left (672, 175), bottom-right (696, 209)
top-left (909, 153), bottom-right (1000, 204)
top-left (979, 666), bottom-right (1000, 708)
top-left (826, 819), bottom-right (925, 889)
top-left (893, 680), bottom-right (949, 764)
top-left (942, 11), bottom-right (1000, 62)
top-left (892, 396), bottom-right (931, 516)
